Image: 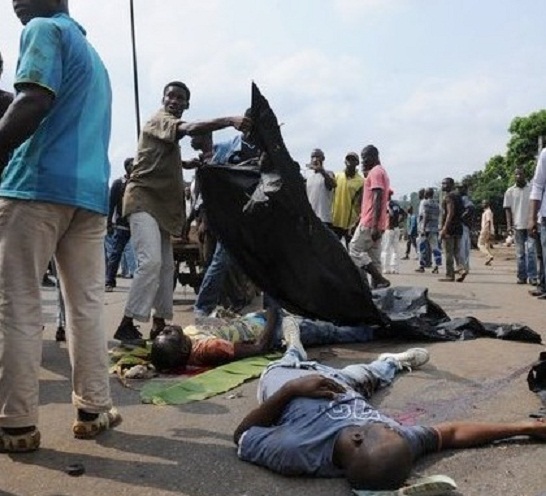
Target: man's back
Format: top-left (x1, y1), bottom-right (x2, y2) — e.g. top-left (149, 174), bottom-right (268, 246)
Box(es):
top-left (0, 14), bottom-right (111, 214)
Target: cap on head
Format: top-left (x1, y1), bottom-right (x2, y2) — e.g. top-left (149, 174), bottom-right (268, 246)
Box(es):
top-left (150, 325), bottom-right (192, 372)
top-left (345, 152), bottom-right (359, 163)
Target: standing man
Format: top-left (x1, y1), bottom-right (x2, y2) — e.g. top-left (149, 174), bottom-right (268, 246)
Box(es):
top-left (113, 82), bottom-right (250, 342)
top-left (381, 190), bottom-right (403, 274)
top-left (439, 178), bottom-right (466, 282)
top-left (477, 200), bottom-right (495, 266)
top-left (458, 183), bottom-right (475, 276)
top-left (349, 145), bottom-right (391, 289)
top-left (0, 51), bottom-right (14, 120)
top-left (504, 167), bottom-right (537, 284)
top-left (332, 152), bottom-right (363, 246)
top-left (0, 0), bottom-right (120, 452)
top-left (415, 188), bottom-right (441, 273)
top-left (331, 152), bottom-right (363, 246)
top-left (529, 148), bottom-right (546, 296)
top-left (304, 148), bottom-right (337, 228)
top-left (105, 157), bottom-right (133, 292)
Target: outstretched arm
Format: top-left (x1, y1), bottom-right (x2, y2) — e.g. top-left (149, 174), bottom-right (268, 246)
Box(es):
top-left (434, 419), bottom-right (546, 450)
top-left (234, 374), bottom-right (346, 444)
top-left (177, 116), bottom-right (251, 139)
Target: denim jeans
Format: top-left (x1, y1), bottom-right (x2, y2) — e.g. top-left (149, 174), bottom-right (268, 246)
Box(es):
top-left (105, 227), bottom-right (131, 286)
top-left (121, 239), bottom-right (136, 277)
top-left (194, 241), bottom-right (232, 316)
top-left (419, 232), bottom-right (441, 268)
top-left (459, 225), bottom-right (471, 272)
top-left (257, 345), bottom-right (400, 403)
top-left (514, 229), bottom-right (537, 281)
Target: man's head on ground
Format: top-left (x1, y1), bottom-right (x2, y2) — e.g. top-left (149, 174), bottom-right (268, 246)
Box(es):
top-left (13, 0), bottom-right (69, 25)
top-left (515, 167), bottom-right (527, 187)
top-left (334, 423), bottom-right (413, 490)
top-left (123, 157), bottom-right (134, 176)
top-left (150, 324), bottom-right (192, 372)
top-left (360, 145), bottom-right (380, 173)
top-left (310, 148), bottom-right (325, 169)
top-left (425, 187), bottom-right (434, 199)
top-left (441, 177), bottom-right (455, 193)
top-left (344, 152), bottom-right (359, 176)
top-left (162, 81), bottom-right (190, 118)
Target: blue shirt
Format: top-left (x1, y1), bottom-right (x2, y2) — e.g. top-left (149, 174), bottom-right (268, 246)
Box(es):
top-left (0, 13), bottom-right (112, 214)
top-left (238, 376), bottom-right (438, 477)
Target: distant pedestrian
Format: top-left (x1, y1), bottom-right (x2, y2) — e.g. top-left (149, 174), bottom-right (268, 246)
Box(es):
top-left (349, 145), bottom-right (391, 289)
top-left (304, 148), bottom-right (337, 229)
top-left (415, 188), bottom-right (441, 274)
top-left (504, 167), bottom-right (537, 284)
top-left (331, 152), bottom-right (363, 246)
top-left (439, 178), bottom-right (466, 282)
top-left (381, 190), bottom-right (403, 274)
top-left (403, 205), bottom-right (418, 260)
top-left (478, 200), bottom-right (495, 266)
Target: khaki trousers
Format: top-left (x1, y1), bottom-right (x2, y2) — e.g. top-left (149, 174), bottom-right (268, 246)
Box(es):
top-left (0, 199), bottom-right (112, 428)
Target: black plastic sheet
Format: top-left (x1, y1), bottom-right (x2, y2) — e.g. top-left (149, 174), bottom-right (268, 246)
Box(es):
top-left (198, 83), bottom-right (385, 326)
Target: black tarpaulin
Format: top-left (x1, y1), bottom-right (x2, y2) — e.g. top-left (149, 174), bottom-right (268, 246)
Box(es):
top-left (198, 83), bottom-right (385, 326)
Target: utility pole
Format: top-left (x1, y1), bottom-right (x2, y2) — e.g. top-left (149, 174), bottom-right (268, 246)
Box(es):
top-left (130, 0), bottom-right (141, 139)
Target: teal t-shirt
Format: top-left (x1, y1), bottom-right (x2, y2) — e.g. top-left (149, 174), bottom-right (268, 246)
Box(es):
top-left (0, 13), bottom-right (112, 214)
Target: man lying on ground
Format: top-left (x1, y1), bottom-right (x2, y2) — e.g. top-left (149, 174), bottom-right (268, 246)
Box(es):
top-left (149, 309), bottom-right (374, 370)
top-left (233, 325), bottom-right (546, 491)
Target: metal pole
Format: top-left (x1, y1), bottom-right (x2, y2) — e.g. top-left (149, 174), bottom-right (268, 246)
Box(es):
top-left (130, 0), bottom-right (141, 139)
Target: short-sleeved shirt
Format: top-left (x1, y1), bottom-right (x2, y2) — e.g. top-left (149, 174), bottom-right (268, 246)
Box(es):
top-left (422, 199), bottom-right (440, 233)
top-left (481, 208), bottom-right (494, 235)
top-left (123, 109), bottom-right (185, 235)
top-left (238, 381), bottom-right (439, 477)
top-left (360, 165), bottom-right (390, 230)
top-left (442, 191), bottom-right (464, 236)
top-left (331, 171), bottom-right (363, 230)
top-left (305, 169), bottom-right (336, 223)
top-left (503, 183), bottom-right (531, 230)
top-left (184, 313), bottom-right (266, 367)
top-left (530, 149), bottom-right (546, 218)
top-left (0, 13), bottom-right (112, 214)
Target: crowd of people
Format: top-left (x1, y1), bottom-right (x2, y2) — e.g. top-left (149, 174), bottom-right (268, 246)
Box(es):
top-left (1, 1), bottom-right (546, 493)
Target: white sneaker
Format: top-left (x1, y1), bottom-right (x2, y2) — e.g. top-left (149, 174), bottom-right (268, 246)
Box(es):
top-left (282, 315), bottom-right (307, 360)
top-left (378, 348), bottom-right (429, 371)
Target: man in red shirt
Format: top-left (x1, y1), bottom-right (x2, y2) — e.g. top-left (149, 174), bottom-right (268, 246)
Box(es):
top-left (349, 145), bottom-right (391, 289)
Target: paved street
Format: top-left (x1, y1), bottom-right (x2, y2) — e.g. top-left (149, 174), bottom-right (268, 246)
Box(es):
top-left (1, 244), bottom-right (545, 496)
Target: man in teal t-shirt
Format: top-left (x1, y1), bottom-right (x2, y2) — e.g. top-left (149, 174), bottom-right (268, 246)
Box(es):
top-left (0, 0), bottom-right (120, 453)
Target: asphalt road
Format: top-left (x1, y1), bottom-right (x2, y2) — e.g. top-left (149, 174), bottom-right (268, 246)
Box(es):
top-left (1, 244), bottom-right (545, 496)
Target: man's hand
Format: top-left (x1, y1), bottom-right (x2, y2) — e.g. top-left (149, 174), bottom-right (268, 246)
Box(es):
top-left (439, 228), bottom-right (447, 240)
top-left (528, 220), bottom-right (539, 239)
top-left (371, 227), bottom-right (382, 242)
top-left (232, 116), bottom-right (252, 133)
top-left (285, 374), bottom-right (346, 400)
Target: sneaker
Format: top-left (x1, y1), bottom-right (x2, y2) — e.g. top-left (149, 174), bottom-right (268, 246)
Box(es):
top-left (517, 278), bottom-right (527, 285)
top-left (282, 315), bottom-right (307, 360)
top-left (105, 284), bottom-right (114, 293)
top-left (415, 267), bottom-right (425, 273)
top-left (55, 326), bottom-right (66, 342)
top-left (73, 408), bottom-right (122, 439)
top-left (0, 428), bottom-right (41, 453)
top-left (431, 266), bottom-right (439, 274)
top-left (378, 348), bottom-right (430, 371)
top-left (113, 320), bottom-right (143, 344)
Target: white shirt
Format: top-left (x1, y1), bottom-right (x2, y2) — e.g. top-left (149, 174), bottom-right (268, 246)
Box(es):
top-left (304, 168), bottom-right (335, 223)
top-left (530, 148), bottom-right (546, 218)
top-left (503, 183), bottom-right (531, 229)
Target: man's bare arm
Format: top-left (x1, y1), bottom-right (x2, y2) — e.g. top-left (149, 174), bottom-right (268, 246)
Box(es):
top-left (234, 375), bottom-right (345, 444)
top-left (434, 419), bottom-right (546, 450)
top-left (0, 84), bottom-right (54, 167)
top-left (177, 116), bottom-right (250, 139)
